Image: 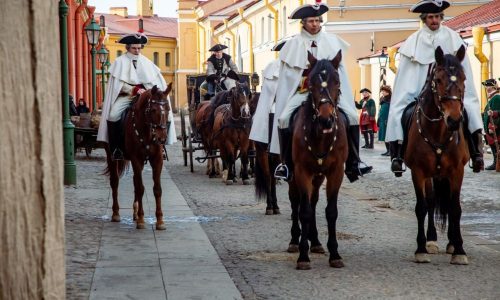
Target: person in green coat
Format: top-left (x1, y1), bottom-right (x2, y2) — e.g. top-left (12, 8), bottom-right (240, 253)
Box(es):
top-left (482, 79), bottom-right (500, 170)
top-left (377, 85), bottom-right (392, 156)
top-left (355, 88), bottom-right (377, 149)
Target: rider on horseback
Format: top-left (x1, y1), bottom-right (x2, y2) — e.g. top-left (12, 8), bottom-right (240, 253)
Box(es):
top-left (387, 0), bottom-right (484, 176)
top-left (97, 32), bottom-right (176, 160)
top-left (271, 1), bottom-right (372, 182)
top-left (204, 44), bottom-right (239, 100)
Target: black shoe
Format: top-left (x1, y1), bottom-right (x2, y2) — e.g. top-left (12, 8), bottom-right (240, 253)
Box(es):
top-left (381, 151), bottom-right (390, 156)
top-left (360, 165), bottom-right (373, 174)
top-left (361, 145), bottom-right (368, 149)
top-left (275, 128), bottom-right (293, 181)
top-left (485, 163), bottom-right (497, 170)
top-left (391, 158), bottom-right (404, 177)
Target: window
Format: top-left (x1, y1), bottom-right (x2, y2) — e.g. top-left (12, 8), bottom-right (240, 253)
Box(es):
top-left (117, 50), bottom-right (122, 57)
top-left (153, 52), bottom-right (159, 66)
top-left (165, 52), bottom-right (171, 67)
top-left (261, 17), bottom-right (264, 44)
top-left (268, 15), bottom-right (272, 42)
top-left (283, 6), bottom-right (287, 37)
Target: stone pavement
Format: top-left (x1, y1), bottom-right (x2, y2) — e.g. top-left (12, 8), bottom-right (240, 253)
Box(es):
top-left (83, 161), bottom-right (242, 300)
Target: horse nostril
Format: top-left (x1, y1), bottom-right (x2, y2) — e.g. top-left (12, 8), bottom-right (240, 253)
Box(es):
top-left (446, 116), bottom-right (460, 131)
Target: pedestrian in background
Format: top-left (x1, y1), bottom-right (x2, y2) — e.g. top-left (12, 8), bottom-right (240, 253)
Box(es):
top-left (355, 88), bottom-right (377, 149)
top-left (482, 78), bottom-right (500, 170)
top-left (378, 85), bottom-right (391, 156)
top-left (76, 98), bottom-right (90, 115)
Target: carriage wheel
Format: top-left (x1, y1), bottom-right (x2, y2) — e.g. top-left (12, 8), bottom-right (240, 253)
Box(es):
top-left (188, 126), bottom-right (194, 173)
top-left (180, 109), bottom-right (188, 166)
top-left (85, 146), bottom-right (92, 158)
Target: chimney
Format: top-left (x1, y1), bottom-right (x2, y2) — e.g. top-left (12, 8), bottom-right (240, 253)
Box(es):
top-left (137, 0), bottom-right (153, 17)
top-left (110, 7), bottom-right (128, 18)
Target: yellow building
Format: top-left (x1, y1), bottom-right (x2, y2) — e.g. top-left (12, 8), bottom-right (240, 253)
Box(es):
top-left (176, 0), bottom-right (488, 109)
top-left (97, 0), bottom-right (178, 109)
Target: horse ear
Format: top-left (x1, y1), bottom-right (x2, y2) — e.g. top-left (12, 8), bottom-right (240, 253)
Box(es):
top-left (435, 46), bottom-right (445, 65)
top-left (165, 82), bottom-right (173, 95)
top-left (456, 45), bottom-right (466, 63)
top-left (307, 51), bottom-right (317, 68)
top-left (331, 50), bottom-right (342, 70)
top-left (152, 85), bottom-right (158, 95)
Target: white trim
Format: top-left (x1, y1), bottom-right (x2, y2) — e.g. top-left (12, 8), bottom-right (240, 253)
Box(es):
top-left (177, 9), bottom-right (195, 14)
top-left (325, 19), bottom-right (421, 33)
top-left (178, 18), bottom-right (197, 23)
top-left (207, 15), bottom-right (229, 21)
top-left (176, 69), bottom-right (199, 73)
top-left (329, 1), bottom-right (491, 11)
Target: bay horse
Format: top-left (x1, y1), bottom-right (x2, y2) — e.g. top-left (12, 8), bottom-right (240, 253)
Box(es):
top-left (105, 84), bottom-right (172, 230)
top-left (212, 83), bottom-right (252, 185)
top-left (288, 51), bottom-right (348, 270)
top-left (404, 46), bottom-right (470, 265)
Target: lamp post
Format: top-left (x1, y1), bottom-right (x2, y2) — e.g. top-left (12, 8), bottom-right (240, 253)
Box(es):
top-left (59, 0), bottom-right (76, 185)
top-left (85, 17), bottom-right (101, 111)
top-left (97, 47), bottom-right (109, 105)
top-left (378, 46), bottom-right (389, 87)
top-left (251, 72), bottom-right (260, 93)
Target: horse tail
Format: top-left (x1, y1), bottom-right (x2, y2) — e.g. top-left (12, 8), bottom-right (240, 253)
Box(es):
top-left (432, 177), bottom-right (450, 230)
top-left (254, 142), bottom-right (269, 202)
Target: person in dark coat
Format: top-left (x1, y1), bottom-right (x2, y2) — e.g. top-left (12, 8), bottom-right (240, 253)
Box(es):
top-left (76, 98), bottom-right (90, 115)
top-left (377, 85), bottom-right (391, 156)
top-left (69, 95), bottom-right (78, 117)
top-left (355, 88), bottom-right (377, 149)
top-left (482, 79), bottom-right (500, 170)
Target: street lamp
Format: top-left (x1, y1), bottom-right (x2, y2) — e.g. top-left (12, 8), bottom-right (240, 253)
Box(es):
top-left (97, 47), bottom-right (109, 105)
top-left (378, 46), bottom-right (388, 87)
top-left (251, 72), bottom-right (260, 93)
top-left (85, 17), bottom-right (101, 111)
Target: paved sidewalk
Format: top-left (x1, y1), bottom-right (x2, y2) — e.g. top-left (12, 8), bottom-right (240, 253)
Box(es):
top-left (88, 164), bottom-right (242, 300)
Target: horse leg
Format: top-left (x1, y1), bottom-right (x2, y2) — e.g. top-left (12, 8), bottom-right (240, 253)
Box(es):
top-left (151, 155), bottom-right (166, 231)
top-left (412, 173), bottom-right (430, 263)
top-left (240, 142), bottom-right (250, 185)
top-left (325, 169), bottom-right (344, 268)
top-left (270, 154), bottom-right (280, 215)
top-left (287, 181), bottom-right (300, 253)
top-left (425, 180), bottom-right (439, 254)
top-left (131, 159), bottom-right (146, 229)
top-left (309, 176), bottom-right (325, 254)
top-left (108, 160), bottom-right (121, 222)
top-left (297, 188), bottom-right (313, 270)
top-left (448, 177), bottom-right (468, 265)
top-left (232, 148), bottom-right (238, 183)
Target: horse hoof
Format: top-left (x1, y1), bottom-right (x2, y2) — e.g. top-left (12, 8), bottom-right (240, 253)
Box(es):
top-left (209, 173), bottom-right (217, 178)
top-left (287, 244), bottom-right (299, 253)
top-left (296, 261), bottom-right (311, 270)
top-left (225, 180), bottom-right (233, 186)
top-left (133, 214), bottom-right (138, 221)
top-left (426, 241), bottom-right (439, 254)
top-left (414, 253), bottom-right (431, 263)
top-left (233, 178), bottom-right (238, 183)
top-left (446, 244), bottom-right (455, 254)
top-left (136, 222), bottom-right (146, 229)
top-left (329, 259), bottom-right (344, 268)
top-left (310, 245), bottom-right (326, 254)
top-left (242, 179), bottom-right (251, 185)
top-left (273, 208), bottom-right (281, 215)
top-left (156, 222), bottom-right (166, 231)
top-left (265, 209), bottom-right (274, 215)
top-left (450, 255), bottom-right (468, 265)
top-left (111, 214), bottom-right (121, 222)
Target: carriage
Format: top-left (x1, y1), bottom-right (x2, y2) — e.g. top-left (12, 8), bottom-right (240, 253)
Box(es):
top-left (72, 112), bottom-right (104, 158)
top-left (180, 72), bottom-right (257, 172)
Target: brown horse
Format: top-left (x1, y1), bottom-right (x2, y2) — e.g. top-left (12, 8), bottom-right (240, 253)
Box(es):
top-left (105, 84), bottom-right (172, 230)
top-left (212, 83), bottom-right (252, 185)
top-left (287, 51), bottom-right (348, 270)
top-left (405, 46), bottom-right (470, 265)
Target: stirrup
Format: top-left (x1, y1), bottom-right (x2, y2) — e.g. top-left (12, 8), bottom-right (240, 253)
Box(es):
top-left (274, 163), bottom-right (290, 181)
top-left (112, 148), bottom-right (124, 161)
top-left (391, 158), bottom-right (405, 177)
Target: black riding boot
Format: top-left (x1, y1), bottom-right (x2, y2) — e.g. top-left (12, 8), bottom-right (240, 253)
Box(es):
top-left (107, 120), bottom-right (124, 161)
top-left (274, 128), bottom-right (293, 181)
top-left (381, 142), bottom-right (390, 156)
top-left (485, 145), bottom-right (497, 170)
top-left (466, 129), bottom-right (484, 172)
top-left (368, 130), bottom-right (374, 149)
top-left (345, 125), bottom-right (373, 182)
top-left (362, 131), bottom-right (369, 148)
top-left (390, 141), bottom-right (404, 177)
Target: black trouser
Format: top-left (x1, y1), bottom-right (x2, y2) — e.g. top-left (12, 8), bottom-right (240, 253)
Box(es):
top-left (486, 144), bottom-right (498, 170)
top-left (107, 120), bottom-right (124, 160)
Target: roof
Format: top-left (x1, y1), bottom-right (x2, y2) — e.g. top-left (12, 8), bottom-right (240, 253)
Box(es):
top-left (444, 0), bottom-right (500, 34)
top-left (96, 13), bottom-right (177, 39)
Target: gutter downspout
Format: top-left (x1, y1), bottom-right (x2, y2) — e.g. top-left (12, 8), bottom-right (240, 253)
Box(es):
top-left (197, 22), bottom-right (207, 72)
top-left (238, 8), bottom-right (254, 73)
top-left (472, 26), bottom-right (488, 109)
top-left (223, 20), bottom-right (236, 59)
top-left (264, 0), bottom-right (279, 58)
top-left (388, 46), bottom-right (398, 74)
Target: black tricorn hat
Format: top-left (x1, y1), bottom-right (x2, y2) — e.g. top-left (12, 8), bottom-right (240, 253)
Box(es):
top-left (289, 2), bottom-right (328, 20)
top-left (272, 40), bottom-right (287, 51)
top-left (117, 33), bottom-right (148, 45)
top-left (410, 0), bottom-right (450, 13)
top-left (482, 79), bottom-right (497, 87)
top-left (209, 44), bottom-right (228, 52)
top-left (360, 88), bottom-right (372, 94)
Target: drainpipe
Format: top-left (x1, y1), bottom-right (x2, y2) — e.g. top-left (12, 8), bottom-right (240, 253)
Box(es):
top-left (387, 46), bottom-right (398, 74)
top-left (264, 0), bottom-right (279, 58)
top-left (223, 20), bottom-right (236, 59)
top-left (238, 8), bottom-right (254, 73)
top-left (197, 22), bottom-right (207, 72)
top-left (473, 26), bottom-right (488, 108)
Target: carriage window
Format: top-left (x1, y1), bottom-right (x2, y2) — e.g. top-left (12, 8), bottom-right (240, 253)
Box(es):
top-left (153, 52), bottom-right (159, 66)
top-left (117, 50), bottom-right (122, 57)
top-left (165, 52), bottom-right (171, 67)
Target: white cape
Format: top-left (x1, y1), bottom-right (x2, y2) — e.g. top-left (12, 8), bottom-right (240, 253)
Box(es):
top-left (97, 53), bottom-right (176, 145)
top-left (386, 25), bottom-right (482, 142)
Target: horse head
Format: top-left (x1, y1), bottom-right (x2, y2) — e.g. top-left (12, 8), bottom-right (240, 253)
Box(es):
top-left (136, 83), bottom-right (172, 145)
top-left (307, 50), bottom-right (342, 133)
top-left (432, 45), bottom-right (466, 131)
top-left (229, 81), bottom-right (251, 120)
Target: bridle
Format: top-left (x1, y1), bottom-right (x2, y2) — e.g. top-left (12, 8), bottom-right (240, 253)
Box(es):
top-left (228, 85), bottom-right (251, 121)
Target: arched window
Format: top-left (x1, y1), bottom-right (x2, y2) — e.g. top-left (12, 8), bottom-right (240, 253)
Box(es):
top-left (165, 52), bottom-right (171, 67)
top-left (261, 17), bottom-right (264, 44)
top-left (282, 6), bottom-right (287, 37)
top-left (153, 52), bottom-right (159, 66)
top-left (268, 15), bottom-right (272, 42)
